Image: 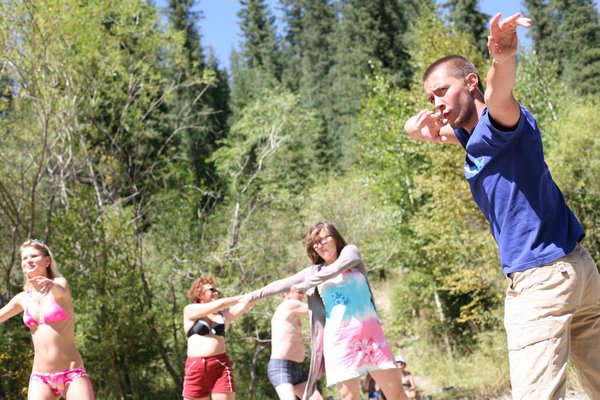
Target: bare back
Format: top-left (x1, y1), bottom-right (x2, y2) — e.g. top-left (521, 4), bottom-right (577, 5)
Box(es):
top-left (270, 298), bottom-right (307, 363)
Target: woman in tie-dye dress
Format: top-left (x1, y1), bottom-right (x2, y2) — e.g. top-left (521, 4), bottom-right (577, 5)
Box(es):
top-left (246, 221), bottom-right (406, 400)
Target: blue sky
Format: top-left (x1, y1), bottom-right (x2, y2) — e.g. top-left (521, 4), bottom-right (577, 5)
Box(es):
top-left (193, 0), bottom-right (597, 70)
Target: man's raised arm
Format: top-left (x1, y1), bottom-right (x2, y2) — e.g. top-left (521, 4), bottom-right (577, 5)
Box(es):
top-left (484, 12), bottom-right (531, 129)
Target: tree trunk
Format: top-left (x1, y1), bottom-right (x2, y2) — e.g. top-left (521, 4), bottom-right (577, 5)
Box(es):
top-left (433, 287), bottom-right (453, 358)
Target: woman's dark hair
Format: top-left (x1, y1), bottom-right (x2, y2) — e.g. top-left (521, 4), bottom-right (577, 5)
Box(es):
top-left (303, 221), bottom-right (347, 264)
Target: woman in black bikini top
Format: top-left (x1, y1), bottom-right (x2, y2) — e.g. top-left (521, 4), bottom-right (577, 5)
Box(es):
top-left (187, 316), bottom-right (226, 337)
top-left (182, 276), bottom-right (254, 400)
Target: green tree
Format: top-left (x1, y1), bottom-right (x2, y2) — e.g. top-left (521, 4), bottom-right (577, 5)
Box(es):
top-left (0, 0), bottom-right (211, 397)
top-left (443, 0), bottom-right (490, 56)
top-left (524, 0), bottom-right (600, 95)
top-left (277, 0), bottom-right (341, 164)
top-left (357, 2), bottom-right (500, 357)
top-left (523, 0), bottom-right (561, 60)
top-left (230, 0), bottom-right (282, 117)
top-left (326, 0), bottom-right (416, 167)
top-left (279, 0), bottom-right (304, 92)
top-left (211, 89), bottom-right (320, 253)
top-left (556, 0), bottom-right (600, 95)
top-left (546, 101), bottom-right (600, 258)
top-left (168, 0), bottom-right (231, 195)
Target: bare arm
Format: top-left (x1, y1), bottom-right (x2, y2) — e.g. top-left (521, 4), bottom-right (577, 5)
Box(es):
top-left (404, 111), bottom-right (460, 144)
top-left (485, 12), bottom-right (531, 129)
top-left (245, 269), bottom-right (309, 301)
top-left (286, 298), bottom-right (308, 317)
top-left (29, 276), bottom-right (70, 299)
top-left (183, 295), bottom-right (244, 322)
top-left (0, 292), bottom-right (25, 323)
top-left (293, 245), bottom-right (363, 292)
top-left (407, 373), bottom-right (418, 391)
top-left (222, 298), bottom-right (256, 323)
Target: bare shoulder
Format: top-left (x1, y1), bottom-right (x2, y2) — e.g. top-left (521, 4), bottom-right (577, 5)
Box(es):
top-left (12, 290), bottom-right (28, 306)
top-left (52, 277), bottom-right (72, 300)
top-left (0, 291), bottom-right (26, 322)
top-left (286, 298), bottom-right (308, 316)
top-left (54, 277), bottom-right (70, 291)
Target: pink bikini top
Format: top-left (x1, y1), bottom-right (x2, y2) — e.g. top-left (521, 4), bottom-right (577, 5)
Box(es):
top-left (23, 291), bottom-right (72, 329)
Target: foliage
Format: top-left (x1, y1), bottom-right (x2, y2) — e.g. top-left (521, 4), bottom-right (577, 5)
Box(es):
top-left (281, 0), bottom-right (340, 164)
top-left (524, 0), bottom-right (600, 95)
top-left (0, 0), bottom-right (599, 398)
top-left (409, 331), bottom-right (509, 399)
top-left (325, 0), bottom-right (417, 167)
top-left (357, 3), bottom-right (501, 357)
top-left (0, 0), bottom-right (209, 397)
top-left (167, 0), bottom-right (231, 192)
top-left (230, 0), bottom-right (282, 118)
top-left (546, 99), bottom-right (600, 256)
top-left (443, 0), bottom-right (490, 56)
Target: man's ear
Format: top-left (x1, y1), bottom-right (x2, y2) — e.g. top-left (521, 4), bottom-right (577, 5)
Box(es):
top-left (466, 72), bottom-right (480, 91)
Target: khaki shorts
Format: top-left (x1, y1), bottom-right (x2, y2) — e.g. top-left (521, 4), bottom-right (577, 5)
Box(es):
top-left (505, 243), bottom-right (600, 399)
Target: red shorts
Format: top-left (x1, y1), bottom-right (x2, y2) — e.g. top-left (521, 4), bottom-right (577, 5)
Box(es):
top-left (182, 353), bottom-right (236, 398)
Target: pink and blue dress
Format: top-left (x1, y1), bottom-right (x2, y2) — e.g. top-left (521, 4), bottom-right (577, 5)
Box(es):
top-left (317, 267), bottom-right (395, 385)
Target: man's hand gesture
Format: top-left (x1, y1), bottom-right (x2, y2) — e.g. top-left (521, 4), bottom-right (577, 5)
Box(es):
top-left (488, 12), bottom-right (531, 62)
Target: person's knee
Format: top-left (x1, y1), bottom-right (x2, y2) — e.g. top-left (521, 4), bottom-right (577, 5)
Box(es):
top-left (275, 383), bottom-right (297, 400)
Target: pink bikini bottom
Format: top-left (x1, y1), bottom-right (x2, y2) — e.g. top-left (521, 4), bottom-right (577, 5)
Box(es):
top-left (30, 367), bottom-right (94, 397)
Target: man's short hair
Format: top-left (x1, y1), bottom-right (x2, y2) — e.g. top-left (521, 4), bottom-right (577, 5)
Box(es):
top-left (423, 55), bottom-right (484, 93)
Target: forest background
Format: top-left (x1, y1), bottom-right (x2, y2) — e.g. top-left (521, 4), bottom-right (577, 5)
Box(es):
top-left (1, 0), bottom-right (599, 399)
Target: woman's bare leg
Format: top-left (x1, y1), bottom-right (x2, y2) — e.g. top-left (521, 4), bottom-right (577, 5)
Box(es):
top-left (336, 376), bottom-right (362, 400)
top-left (211, 392), bottom-right (235, 400)
top-left (370, 368), bottom-right (407, 400)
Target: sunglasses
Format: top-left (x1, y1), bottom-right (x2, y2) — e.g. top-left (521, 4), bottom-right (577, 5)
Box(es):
top-left (204, 287), bottom-right (220, 295)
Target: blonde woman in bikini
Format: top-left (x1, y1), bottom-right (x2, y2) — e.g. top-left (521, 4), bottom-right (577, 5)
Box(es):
top-left (0, 239), bottom-right (95, 399)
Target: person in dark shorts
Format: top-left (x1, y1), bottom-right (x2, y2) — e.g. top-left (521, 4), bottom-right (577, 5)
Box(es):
top-left (268, 290), bottom-right (323, 400)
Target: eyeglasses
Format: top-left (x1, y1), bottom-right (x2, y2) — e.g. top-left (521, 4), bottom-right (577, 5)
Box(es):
top-left (32, 239), bottom-right (44, 244)
top-left (312, 235), bottom-right (332, 249)
top-left (204, 287), bottom-right (220, 295)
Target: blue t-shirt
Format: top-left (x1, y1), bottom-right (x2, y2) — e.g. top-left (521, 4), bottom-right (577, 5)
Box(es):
top-left (454, 106), bottom-right (584, 275)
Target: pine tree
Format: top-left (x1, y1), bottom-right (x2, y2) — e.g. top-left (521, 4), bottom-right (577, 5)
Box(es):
top-left (326, 0), bottom-right (416, 166)
top-left (230, 0), bottom-right (282, 116)
top-left (297, 0), bottom-right (337, 110)
top-left (278, 0), bottom-right (338, 163)
top-left (556, 0), bottom-right (600, 95)
top-left (238, 0), bottom-right (282, 79)
top-left (524, 0), bottom-right (600, 95)
top-left (169, 0), bottom-right (204, 73)
top-left (168, 0), bottom-right (230, 193)
top-left (523, 0), bottom-right (561, 60)
top-left (443, 0), bottom-right (490, 56)
top-left (279, 0), bottom-right (304, 92)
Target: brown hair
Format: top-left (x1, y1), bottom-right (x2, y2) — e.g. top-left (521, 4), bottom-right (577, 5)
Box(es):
top-left (187, 276), bottom-right (217, 303)
top-left (423, 55), bottom-right (484, 94)
top-left (20, 239), bottom-right (61, 290)
top-left (303, 221), bottom-right (347, 264)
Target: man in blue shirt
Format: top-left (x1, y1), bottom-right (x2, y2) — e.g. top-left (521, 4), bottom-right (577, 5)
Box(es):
top-left (405, 12), bottom-right (600, 399)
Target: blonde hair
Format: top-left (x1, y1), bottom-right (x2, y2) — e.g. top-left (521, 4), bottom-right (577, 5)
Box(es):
top-left (20, 240), bottom-right (62, 290)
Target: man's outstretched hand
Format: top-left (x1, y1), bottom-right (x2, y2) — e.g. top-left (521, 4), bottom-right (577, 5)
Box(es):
top-left (488, 12), bottom-right (532, 62)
